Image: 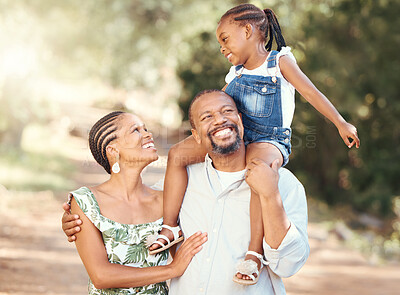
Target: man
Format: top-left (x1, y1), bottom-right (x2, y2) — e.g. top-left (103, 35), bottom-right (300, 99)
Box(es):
top-left (62, 90), bottom-right (309, 294)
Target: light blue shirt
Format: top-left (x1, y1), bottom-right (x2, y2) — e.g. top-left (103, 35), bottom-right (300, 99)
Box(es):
top-left (169, 155), bottom-right (309, 295)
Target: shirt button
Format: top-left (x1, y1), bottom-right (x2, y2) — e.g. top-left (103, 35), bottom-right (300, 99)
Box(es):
top-left (213, 228), bottom-right (217, 233)
top-left (218, 199), bottom-right (222, 204)
top-left (206, 257), bottom-right (211, 262)
top-left (199, 288), bottom-right (204, 292)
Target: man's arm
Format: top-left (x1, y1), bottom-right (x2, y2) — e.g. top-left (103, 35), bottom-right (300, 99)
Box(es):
top-left (245, 159), bottom-right (309, 277)
top-left (61, 202), bottom-right (82, 242)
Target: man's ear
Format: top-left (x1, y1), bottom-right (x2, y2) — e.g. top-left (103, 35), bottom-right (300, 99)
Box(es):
top-left (237, 113), bottom-right (245, 139)
top-left (191, 129), bottom-right (201, 144)
top-left (245, 24), bottom-right (253, 39)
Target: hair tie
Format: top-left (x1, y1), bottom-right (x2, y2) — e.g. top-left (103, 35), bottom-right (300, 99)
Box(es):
top-left (263, 8), bottom-right (273, 18)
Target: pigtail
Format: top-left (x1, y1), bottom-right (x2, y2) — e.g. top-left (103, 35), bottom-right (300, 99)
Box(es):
top-left (263, 8), bottom-right (286, 51)
top-left (221, 4), bottom-right (287, 51)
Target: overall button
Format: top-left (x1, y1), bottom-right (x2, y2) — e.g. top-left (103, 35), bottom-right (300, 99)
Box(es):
top-left (284, 130), bottom-right (290, 135)
top-left (262, 86), bottom-right (267, 93)
top-left (284, 138), bottom-right (289, 144)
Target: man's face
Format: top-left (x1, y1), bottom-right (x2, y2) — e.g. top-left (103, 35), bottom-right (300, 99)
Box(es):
top-left (191, 92), bottom-right (244, 155)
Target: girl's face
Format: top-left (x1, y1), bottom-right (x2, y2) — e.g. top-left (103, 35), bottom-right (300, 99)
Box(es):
top-left (113, 114), bottom-right (158, 167)
top-left (216, 18), bottom-right (250, 66)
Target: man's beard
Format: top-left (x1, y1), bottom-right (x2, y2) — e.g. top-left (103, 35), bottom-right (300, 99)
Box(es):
top-left (207, 124), bottom-right (241, 155)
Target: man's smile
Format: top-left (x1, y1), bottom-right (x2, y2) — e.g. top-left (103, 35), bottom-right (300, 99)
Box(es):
top-left (212, 127), bottom-right (234, 139)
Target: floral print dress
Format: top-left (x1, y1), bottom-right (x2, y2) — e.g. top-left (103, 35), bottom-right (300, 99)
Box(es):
top-left (69, 187), bottom-right (169, 295)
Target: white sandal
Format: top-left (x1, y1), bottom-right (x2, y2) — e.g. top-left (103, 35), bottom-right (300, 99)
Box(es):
top-left (232, 251), bottom-right (268, 285)
top-left (148, 224), bottom-right (184, 255)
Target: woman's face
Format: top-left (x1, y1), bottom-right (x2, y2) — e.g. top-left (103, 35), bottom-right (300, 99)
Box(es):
top-left (113, 113), bottom-right (158, 168)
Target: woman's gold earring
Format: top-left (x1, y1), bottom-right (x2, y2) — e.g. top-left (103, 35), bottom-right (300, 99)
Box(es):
top-left (112, 154), bottom-right (120, 174)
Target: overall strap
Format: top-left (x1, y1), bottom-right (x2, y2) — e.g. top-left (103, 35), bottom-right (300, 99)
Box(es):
top-left (235, 65), bottom-right (243, 71)
top-left (234, 64), bottom-right (244, 77)
top-left (267, 50), bottom-right (279, 69)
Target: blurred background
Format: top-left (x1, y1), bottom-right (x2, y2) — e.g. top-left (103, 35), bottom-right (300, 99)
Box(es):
top-left (0, 0), bottom-right (399, 294)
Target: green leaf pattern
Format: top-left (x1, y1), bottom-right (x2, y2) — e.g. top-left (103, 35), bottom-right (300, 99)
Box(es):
top-left (70, 187), bottom-right (169, 295)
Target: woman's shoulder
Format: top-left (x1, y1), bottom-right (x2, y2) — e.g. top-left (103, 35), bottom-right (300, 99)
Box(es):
top-left (68, 186), bottom-right (95, 204)
top-left (145, 184), bottom-right (164, 203)
top-left (68, 186), bottom-right (101, 216)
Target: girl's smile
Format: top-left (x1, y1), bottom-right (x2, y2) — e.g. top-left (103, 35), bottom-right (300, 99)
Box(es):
top-left (216, 19), bottom-right (249, 66)
top-left (216, 18), bottom-right (269, 70)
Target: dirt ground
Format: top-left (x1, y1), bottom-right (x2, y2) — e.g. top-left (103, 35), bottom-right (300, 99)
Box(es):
top-left (1, 160), bottom-right (400, 295)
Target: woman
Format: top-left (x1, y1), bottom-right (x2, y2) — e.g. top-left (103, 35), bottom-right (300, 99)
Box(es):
top-left (63, 111), bottom-right (207, 294)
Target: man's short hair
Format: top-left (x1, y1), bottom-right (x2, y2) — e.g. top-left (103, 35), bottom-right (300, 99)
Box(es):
top-left (188, 89), bottom-right (228, 129)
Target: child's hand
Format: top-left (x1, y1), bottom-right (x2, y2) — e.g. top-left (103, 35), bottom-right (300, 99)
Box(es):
top-left (338, 122), bottom-right (360, 148)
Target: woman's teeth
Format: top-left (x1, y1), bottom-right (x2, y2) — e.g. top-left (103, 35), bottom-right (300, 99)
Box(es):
top-left (142, 142), bottom-right (155, 149)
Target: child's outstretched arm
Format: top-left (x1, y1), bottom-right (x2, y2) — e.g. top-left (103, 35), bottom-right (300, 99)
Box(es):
top-left (280, 55), bottom-right (360, 148)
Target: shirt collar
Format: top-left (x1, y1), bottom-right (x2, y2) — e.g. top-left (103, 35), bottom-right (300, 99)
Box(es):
top-left (204, 154), bottom-right (246, 197)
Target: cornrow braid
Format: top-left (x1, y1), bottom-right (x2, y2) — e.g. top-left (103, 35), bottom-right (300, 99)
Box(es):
top-left (88, 111), bottom-right (125, 174)
top-left (220, 4), bottom-right (286, 51)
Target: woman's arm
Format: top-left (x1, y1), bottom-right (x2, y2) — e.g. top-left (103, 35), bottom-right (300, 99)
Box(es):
top-left (70, 197), bottom-right (207, 289)
top-left (280, 55), bottom-right (360, 148)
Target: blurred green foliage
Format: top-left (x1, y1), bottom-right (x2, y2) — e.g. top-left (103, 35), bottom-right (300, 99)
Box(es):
top-left (0, 147), bottom-right (75, 191)
top-left (287, 0), bottom-right (400, 216)
top-left (0, 0), bottom-right (398, 219)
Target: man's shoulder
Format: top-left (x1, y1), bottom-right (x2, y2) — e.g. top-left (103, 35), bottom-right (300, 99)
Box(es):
top-left (279, 167), bottom-right (300, 181)
top-left (278, 168), bottom-right (305, 195)
top-left (187, 162), bottom-right (206, 175)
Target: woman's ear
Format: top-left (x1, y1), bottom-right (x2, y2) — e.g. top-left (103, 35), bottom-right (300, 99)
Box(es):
top-left (106, 145), bottom-right (119, 160)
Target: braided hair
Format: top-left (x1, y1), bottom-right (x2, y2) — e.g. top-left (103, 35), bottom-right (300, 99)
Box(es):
top-left (88, 111), bottom-right (125, 174)
top-left (220, 4), bottom-right (286, 51)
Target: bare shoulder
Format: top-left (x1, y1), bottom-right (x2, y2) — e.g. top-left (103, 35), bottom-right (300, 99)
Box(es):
top-left (279, 54), bottom-right (298, 70)
top-left (145, 185), bottom-right (164, 203)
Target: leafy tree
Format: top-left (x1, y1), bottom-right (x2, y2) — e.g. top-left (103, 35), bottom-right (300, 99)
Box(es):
top-left (288, 0), bottom-right (400, 215)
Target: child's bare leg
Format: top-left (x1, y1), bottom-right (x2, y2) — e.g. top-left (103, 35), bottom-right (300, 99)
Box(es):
top-left (149, 136), bottom-right (207, 252)
top-left (236, 142), bottom-right (283, 281)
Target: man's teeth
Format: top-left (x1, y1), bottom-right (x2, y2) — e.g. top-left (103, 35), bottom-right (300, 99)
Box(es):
top-left (227, 53), bottom-right (232, 59)
top-left (142, 142), bottom-right (155, 149)
top-left (214, 128), bottom-right (232, 137)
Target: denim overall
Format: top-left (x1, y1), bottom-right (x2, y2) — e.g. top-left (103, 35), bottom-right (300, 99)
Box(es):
top-left (225, 50), bottom-right (292, 166)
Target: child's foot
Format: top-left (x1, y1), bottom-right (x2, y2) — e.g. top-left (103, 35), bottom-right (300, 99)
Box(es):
top-left (233, 251), bottom-right (265, 285)
top-left (148, 224), bottom-right (183, 255)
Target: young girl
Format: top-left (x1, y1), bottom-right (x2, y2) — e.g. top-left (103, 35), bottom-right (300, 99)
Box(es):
top-left (149, 3), bottom-right (360, 285)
